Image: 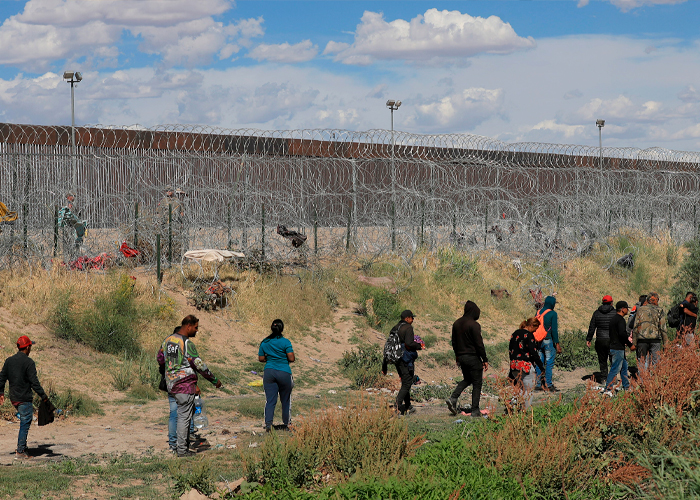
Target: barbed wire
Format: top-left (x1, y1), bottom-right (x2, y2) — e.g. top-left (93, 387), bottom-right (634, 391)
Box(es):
top-left (0, 123), bottom-right (699, 278)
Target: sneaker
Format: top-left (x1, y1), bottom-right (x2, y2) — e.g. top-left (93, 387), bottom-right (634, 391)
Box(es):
top-left (602, 390), bottom-right (614, 398)
top-left (177, 450), bottom-right (197, 458)
top-left (544, 385), bottom-right (560, 392)
top-left (534, 386), bottom-right (544, 392)
top-left (445, 398), bottom-right (458, 416)
top-left (15, 451), bottom-right (31, 460)
top-left (405, 406), bottom-right (417, 415)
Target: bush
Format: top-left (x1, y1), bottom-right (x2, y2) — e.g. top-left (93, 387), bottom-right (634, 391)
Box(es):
top-left (49, 273), bottom-right (142, 357)
top-left (555, 329), bottom-right (598, 371)
top-left (339, 344), bottom-right (383, 389)
top-left (170, 461), bottom-right (215, 497)
top-left (38, 383), bottom-right (102, 417)
top-left (246, 397), bottom-right (423, 489)
top-left (671, 239), bottom-right (700, 303)
top-left (358, 287), bottom-right (404, 332)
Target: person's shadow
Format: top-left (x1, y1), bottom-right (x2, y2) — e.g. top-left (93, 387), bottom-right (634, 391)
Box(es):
top-left (28, 444), bottom-right (63, 459)
top-left (582, 368), bottom-right (639, 384)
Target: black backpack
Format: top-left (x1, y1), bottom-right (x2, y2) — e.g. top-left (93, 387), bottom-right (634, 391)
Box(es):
top-left (383, 323), bottom-right (404, 364)
top-left (667, 304), bottom-right (682, 329)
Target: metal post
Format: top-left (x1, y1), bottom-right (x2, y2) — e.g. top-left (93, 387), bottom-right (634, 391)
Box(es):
top-left (133, 202), bottom-right (139, 248)
top-left (53, 205), bottom-right (58, 257)
top-left (70, 80), bottom-right (76, 192)
top-left (168, 203), bottom-right (173, 267)
top-left (261, 203), bottom-right (265, 261)
top-left (156, 234), bottom-right (161, 283)
top-left (313, 206), bottom-right (318, 256)
top-left (227, 202), bottom-right (232, 251)
top-left (346, 202), bottom-right (352, 252)
top-left (391, 110), bottom-right (396, 251)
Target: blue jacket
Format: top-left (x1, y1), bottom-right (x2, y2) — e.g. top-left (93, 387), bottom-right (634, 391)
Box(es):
top-left (539, 296), bottom-right (559, 344)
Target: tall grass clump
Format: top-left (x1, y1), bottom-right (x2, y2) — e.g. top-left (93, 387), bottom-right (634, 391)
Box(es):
top-left (246, 397), bottom-right (423, 489)
top-left (338, 343), bottom-right (384, 388)
top-left (358, 286), bottom-right (404, 331)
top-left (37, 381), bottom-right (102, 417)
top-left (671, 239), bottom-right (700, 303)
top-left (555, 329), bottom-right (599, 371)
top-left (434, 248), bottom-right (479, 281)
top-left (49, 273), bottom-right (142, 357)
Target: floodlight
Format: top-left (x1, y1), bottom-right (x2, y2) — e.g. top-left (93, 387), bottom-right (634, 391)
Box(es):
top-left (386, 99), bottom-right (395, 107)
top-left (596, 119), bottom-right (605, 127)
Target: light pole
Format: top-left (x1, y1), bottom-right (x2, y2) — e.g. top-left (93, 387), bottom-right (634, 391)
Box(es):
top-left (63, 71), bottom-right (82, 192)
top-left (386, 99), bottom-right (401, 250)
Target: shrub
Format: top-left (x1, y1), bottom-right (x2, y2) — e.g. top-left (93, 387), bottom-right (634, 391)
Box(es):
top-left (555, 329), bottom-right (598, 371)
top-left (170, 461), bottom-right (215, 497)
top-left (671, 239), bottom-right (700, 303)
top-left (339, 344), bottom-right (383, 389)
top-left (246, 397), bottom-right (423, 489)
top-left (111, 357), bottom-right (134, 390)
top-left (427, 350), bottom-right (454, 367)
top-left (39, 383), bottom-right (102, 417)
top-left (358, 287), bottom-right (404, 331)
top-left (48, 273), bottom-right (141, 357)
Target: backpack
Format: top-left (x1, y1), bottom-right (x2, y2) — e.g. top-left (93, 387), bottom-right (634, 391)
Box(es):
top-left (383, 323), bottom-right (404, 363)
top-left (533, 309), bottom-right (552, 342)
top-left (667, 304), bottom-right (682, 329)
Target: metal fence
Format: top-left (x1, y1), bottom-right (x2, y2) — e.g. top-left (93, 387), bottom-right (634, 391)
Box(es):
top-left (1, 123), bottom-right (700, 270)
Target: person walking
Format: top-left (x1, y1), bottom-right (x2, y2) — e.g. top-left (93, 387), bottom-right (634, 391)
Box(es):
top-left (382, 310), bottom-right (423, 415)
top-left (632, 292), bottom-right (667, 370)
top-left (604, 301), bottom-right (636, 395)
top-left (508, 317), bottom-right (545, 412)
top-left (446, 301), bottom-right (488, 417)
top-left (534, 295), bottom-right (562, 392)
top-left (586, 295), bottom-right (617, 384)
top-left (258, 319), bottom-right (295, 431)
top-left (157, 315), bottom-right (222, 457)
top-left (0, 335), bottom-right (50, 459)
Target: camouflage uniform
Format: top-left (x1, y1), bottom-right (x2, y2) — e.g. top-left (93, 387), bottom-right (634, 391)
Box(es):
top-left (632, 303), bottom-right (667, 368)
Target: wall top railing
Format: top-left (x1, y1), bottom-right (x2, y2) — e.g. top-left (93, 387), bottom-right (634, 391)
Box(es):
top-left (1, 122), bottom-right (700, 171)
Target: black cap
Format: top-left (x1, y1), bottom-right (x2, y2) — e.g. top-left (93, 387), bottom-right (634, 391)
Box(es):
top-left (616, 301), bottom-right (629, 311)
top-left (400, 310), bottom-right (415, 320)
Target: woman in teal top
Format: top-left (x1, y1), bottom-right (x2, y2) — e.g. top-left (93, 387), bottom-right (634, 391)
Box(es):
top-left (258, 319), bottom-right (295, 431)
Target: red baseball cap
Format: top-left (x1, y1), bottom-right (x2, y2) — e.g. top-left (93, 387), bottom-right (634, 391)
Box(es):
top-left (602, 295), bottom-right (613, 303)
top-left (16, 335), bottom-right (35, 349)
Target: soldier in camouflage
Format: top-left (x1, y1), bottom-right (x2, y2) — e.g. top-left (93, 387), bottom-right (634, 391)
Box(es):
top-left (632, 292), bottom-right (667, 370)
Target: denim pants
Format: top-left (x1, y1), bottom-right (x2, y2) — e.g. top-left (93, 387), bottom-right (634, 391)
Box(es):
top-left (168, 394), bottom-right (195, 450)
top-left (16, 402), bottom-right (33, 453)
top-left (535, 339), bottom-right (556, 388)
top-left (263, 369), bottom-right (294, 428)
top-left (451, 354), bottom-right (484, 415)
top-left (605, 349), bottom-right (629, 391)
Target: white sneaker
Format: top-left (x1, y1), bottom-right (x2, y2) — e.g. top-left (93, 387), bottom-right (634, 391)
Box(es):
top-left (602, 390), bottom-right (614, 398)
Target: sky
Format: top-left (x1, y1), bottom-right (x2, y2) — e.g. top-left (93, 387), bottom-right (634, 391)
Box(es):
top-left (0, 0), bottom-right (699, 151)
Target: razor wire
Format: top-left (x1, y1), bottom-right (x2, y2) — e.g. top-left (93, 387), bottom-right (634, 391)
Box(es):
top-left (1, 123), bottom-right (700, 273)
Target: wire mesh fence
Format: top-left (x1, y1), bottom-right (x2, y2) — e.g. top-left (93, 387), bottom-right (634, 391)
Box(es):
top-left (1, 123), bottom-right (699, 272)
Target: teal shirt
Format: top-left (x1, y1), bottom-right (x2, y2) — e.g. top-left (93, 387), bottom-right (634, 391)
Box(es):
top-left (258, 336), bottom-right (294, 374)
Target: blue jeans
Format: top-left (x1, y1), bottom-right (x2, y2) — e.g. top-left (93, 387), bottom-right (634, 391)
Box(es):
top-left (535, 339), bottom-right (556, 388)
top-left (168, 394), bottom-right (195, 450)
top-left (263, 369), bottom-right (293, 428)
top-left (16, 402), bottom-right (33, 453)
top-left (605, 349), bottom-right (629, 391)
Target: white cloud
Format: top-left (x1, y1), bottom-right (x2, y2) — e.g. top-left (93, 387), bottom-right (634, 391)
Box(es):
top-left (408, 88), bottom-right (504, 131)
top-left (564, 89), bottom-right (583, 100)
top-left (575, 95), bottom-right (678, 124)
top-left (531, 120), bottom-right (586, 139)
top-left (579, 0), bottom-right (687, 12)
top-left (678, 86), bottom-right (700, 103)
top-left (235, 82), bottom-right (320, 123)
top-left (247, 40), bottom-right (318, 63)
top-left (324, 9), bottom-right (535, 66)
top-left (0, 0), bottom-right (263, 70)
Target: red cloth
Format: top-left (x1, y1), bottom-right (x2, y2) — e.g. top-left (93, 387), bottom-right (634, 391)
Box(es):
top-left (119, 241), bottom-right (139, 258)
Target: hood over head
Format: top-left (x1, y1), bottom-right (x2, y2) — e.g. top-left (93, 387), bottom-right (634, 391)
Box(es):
top-left (598, 303), bottom-right (615, 313)
top-left (543, 295), bottom-right (557, 310)
top-left (463, 300), bottom-right (480, 320)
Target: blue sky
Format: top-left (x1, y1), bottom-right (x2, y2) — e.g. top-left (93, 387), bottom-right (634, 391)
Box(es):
top-left (0, 0), bottom-right (698, 151)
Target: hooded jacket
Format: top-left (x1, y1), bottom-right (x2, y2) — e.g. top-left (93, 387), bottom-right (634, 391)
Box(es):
top-left (586, 303), bottom-right (616, 342)
top-left (539, 296), bottom-right (559, 344)
top-left (451, 301), bottom-right (488, 362)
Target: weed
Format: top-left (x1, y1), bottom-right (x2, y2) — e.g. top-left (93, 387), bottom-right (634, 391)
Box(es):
top-left (40, 382), bottom-right (102, 417)
top-left (484, 341), bottom-right (509, 369)
top-left (128, 382), bottom-right (159, 400)
top-left (111, 356), bottom-right (134, 390)
top-left (421, 332), bottom-right (439, 349)
top-left (555, 329), bottom-right (599, 371)
top-left (666, 244), bottom-right (679, 267)
top-left (338, 343), bottom-right (384, 389)
top-left (246, 396), bottom-right (423, 489)
top-left (411, 384), bottom-right (454, 402)
top-left (358, 287), bottom-right (404, 331)
top-left (426, 350), bottom-right (454, 367)
top-left (170, 461), bottom-right (215, 497)
top-left (434, 248), bottom-right (479, 281)
top-left (671, 239), bottom-right (700, 303)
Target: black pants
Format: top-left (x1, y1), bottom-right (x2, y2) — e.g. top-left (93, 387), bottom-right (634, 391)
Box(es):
top-left (595, 338), bottom-right (611, 381)
top-left (451, 354), bottom-right (483, 414)
top-left (395, 361), bottom-right (414, 413)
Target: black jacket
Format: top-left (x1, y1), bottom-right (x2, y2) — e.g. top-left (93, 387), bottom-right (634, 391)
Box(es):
top-left (609, 314), bottom-right (633, 351)
top-left (587, 304), bottom-right (616, 342)
top-left (0, 351), bottom-right (47, 403)
top-left (451, 301), bottom-right (488, 362)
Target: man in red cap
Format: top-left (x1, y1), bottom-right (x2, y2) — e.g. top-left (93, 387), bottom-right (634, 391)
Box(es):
top-left (0, 335), bottom-right (49, 459)
top-left (586, 295), bottom-right (616, 384)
